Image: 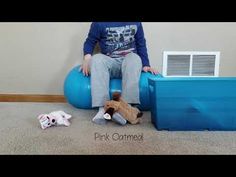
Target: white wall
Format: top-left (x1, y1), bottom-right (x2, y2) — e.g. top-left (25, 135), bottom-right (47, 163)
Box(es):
top-left (0, 22), bottom-right (236, 94)
top-left (145, 23), bottom-right (236, 76)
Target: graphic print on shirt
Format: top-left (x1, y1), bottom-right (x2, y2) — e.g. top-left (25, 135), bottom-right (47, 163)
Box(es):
top-left (105, 25), bottom-right (137, 58)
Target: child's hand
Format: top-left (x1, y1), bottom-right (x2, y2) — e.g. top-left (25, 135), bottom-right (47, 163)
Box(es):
top-left (142, 66), bottom-right (159, 75)
top-left (80, 54), bottom-right (91, 76)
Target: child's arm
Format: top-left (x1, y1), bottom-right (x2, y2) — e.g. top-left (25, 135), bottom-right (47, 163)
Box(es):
top-left (135, 23), bottom-right (150, 67)
top-left (81, 23), bottom-right (101, 76)
top-left (135, 23), bottom-right (159, 75)
top-left (83, 22), bottom-right (101, 56)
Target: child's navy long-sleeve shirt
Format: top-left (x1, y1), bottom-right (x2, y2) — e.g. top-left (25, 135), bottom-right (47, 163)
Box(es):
top-left (83, 22), bottom-right (150, 67)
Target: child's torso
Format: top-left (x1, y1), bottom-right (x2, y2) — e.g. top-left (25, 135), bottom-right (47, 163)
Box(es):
top-left (97, 22), bottom-right (140, 58)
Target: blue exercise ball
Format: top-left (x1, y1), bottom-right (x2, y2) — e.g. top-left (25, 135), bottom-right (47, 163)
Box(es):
top-left (109, 79), bottom-right (122, 97)
top-left (138, 72), bottom-right (163, 111)
top-left (64, 66), bottom-right (92, 109)
top-left (64, 65), bottom-right (163, 110)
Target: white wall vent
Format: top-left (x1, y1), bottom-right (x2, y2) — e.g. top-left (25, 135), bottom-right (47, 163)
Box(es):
top-left (163, 51), bottom-right (220, 77)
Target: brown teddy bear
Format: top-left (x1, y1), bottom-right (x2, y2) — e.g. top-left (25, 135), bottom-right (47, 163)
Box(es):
top-left (104, 92), bottom-right (143, 124)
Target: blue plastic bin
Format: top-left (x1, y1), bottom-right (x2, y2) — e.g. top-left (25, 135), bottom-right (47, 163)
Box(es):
top-left (148, 77), bottom-right (236, 131)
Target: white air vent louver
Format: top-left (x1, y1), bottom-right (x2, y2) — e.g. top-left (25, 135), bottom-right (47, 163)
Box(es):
top-left (163, 51), bottom-right (220, 77)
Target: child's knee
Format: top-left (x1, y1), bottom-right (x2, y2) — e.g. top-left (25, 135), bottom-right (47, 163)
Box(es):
top-left (123, 53), bottom-right (142, 68)
top-left (90, 53), bottom-right (107, 68)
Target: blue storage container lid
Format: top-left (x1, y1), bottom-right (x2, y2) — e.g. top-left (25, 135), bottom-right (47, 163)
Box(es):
top-left (149, 77), bottom-right (236, 82)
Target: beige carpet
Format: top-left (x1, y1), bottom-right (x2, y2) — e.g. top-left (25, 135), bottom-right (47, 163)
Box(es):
top-left (1, 102), bottom-right (236, 154)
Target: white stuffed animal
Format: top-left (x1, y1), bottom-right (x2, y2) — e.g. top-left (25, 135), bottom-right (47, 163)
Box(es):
top-left (37, 110), bottom-right (72, 130)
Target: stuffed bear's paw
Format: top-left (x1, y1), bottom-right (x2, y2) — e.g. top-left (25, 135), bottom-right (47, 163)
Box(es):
top-left (63, 119), bottom-right (71, 126)
top-left (103, 113), bottom-right (112, 120)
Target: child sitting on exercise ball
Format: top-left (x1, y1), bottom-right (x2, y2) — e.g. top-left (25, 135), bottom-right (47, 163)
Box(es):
top-left (81, 22), bottom-right (158, 125)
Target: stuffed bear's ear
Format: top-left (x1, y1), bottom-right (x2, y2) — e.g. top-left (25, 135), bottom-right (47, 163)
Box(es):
top-left (112, 92), bottom-right (121, 101)
top-left (37, 114), bottom-right (45, 120)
